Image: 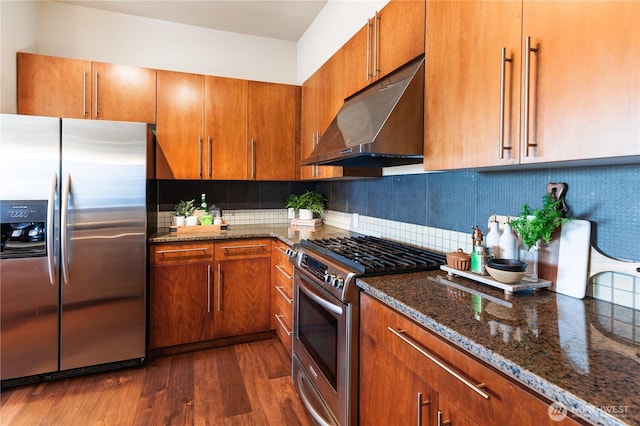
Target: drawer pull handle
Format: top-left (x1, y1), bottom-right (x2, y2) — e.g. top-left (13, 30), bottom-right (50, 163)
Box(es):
top-left (275, 245), bottom-right (288, 255)
top-left (274, 314), bottom-right (292, 336)
top-left (220, 244), bottom-right (267, 250)
top-left (388, 327), bottom-right (490, 400)
top-left (274, 264), bottom-right (293, 280)
top-left (275, 285), bottom-right (293, 304)
top-left (156, 247), bottom-right (209, 254)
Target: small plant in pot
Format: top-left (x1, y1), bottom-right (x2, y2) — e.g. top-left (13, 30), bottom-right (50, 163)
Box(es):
top-left (286, 191), bottom-right (326, 220)
top-left (511, 193), bottom-right (571, 280)
top-left (174, 200), bottom-right (196, 226)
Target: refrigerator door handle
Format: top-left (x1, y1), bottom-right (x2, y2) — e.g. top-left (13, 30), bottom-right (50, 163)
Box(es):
top-left (61, 172), bottom-right (71, 284)
top-left (46, 172), bottom-right (58, 285)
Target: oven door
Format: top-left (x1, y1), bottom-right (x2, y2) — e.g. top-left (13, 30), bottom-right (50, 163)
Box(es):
top-left (292, 268), bottom-right (357, 426)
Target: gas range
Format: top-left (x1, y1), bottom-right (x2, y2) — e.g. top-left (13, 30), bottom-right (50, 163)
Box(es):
top-left (290, 236), bottom-right (445, 304)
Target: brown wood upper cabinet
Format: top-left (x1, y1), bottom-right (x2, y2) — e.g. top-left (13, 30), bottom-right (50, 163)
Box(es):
top-left (18, 52), bottom-right (156, 123)
top-left (343, 0), bottom-right (425, 99)
top-left (424, 1), bottom-right (640, 170)
top-left (300, 48), bottom-right (345, 180)
top-left (156, 71), bottom-right (299, 180)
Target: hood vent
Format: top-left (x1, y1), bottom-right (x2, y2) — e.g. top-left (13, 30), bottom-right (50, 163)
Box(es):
top-left (301, 57), bottom-right (425, 168)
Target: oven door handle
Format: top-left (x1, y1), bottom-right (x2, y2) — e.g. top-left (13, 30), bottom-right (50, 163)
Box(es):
top-left (297, 273), bottom-right (344, 316)
top-left (296, 371), bottom-right (336, 426)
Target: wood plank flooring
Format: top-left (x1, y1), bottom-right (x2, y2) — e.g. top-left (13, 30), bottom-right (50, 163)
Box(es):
top-left (0, 338), bottom-right (313, 425)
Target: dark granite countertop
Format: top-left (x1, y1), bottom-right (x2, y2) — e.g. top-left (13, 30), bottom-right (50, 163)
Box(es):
top-left (357, 270), bottom-right (640, 426)
top-left (148, 223), bottom-right (355, 247)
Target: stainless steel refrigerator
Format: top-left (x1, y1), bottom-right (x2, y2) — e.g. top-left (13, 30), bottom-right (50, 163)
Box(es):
top-left (1, 114), bottom-right (148, 385)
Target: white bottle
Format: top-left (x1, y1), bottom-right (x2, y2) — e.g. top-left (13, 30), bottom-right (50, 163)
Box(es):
top-left (486, 217), bottom-right (501, 258)
top-left (499, 221), bottom-right (517, 260)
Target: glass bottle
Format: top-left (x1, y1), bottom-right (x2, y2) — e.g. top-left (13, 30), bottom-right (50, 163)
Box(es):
top-left (200, 193), bottom-right (209, 214)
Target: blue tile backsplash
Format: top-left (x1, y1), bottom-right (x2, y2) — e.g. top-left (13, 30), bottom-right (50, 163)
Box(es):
top-left (157, 163), bottom-right (639, 261)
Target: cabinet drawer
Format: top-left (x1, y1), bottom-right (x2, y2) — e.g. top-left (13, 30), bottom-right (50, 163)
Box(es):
top-left (272, 240), bottom-right (293, 272)
top-left (215, 239), bottom-right (271, 259)
top-left (273, 261), bottom-right (293, 291)
top-left (274, 285), bottom-right (293, 353)
top-left (360, 294), bottom-right (580, 426)
top-left (150, 242), bottom-right (214, 266)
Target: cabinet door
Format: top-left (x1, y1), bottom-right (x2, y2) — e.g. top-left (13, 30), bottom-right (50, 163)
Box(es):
top-left (149, 263), bottom-right (214, 348)
top-left (360, 332), bottom-right (436, 425)
top-left (248, 82), bottom-right (299, 181)
top-left (17, 52), bottom-right (91, 119)
top-left (91, 62), bottom-right (157, 123)
top-left (149, 243), bottom-right (215, 349)
top-left (301, 49), bottom-right (345, 180)
top-left (344, 0), bottom-right (426, 99)
top-left (156, 70), bottom-right (204, 179)
top-left (520, 1), bottom-right (640, 163)
top-left (424, 1), bottom-right (522, 170)
top-left (204, 76), bottom-right (249, 180)
top-left (214, 240), bottom-right (271, 337)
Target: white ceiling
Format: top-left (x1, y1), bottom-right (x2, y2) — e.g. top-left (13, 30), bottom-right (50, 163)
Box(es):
top-left (55, 0), bottom-right (328, 42)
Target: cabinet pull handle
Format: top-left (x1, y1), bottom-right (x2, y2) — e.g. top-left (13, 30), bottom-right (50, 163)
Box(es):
top-left (274, 314), bottom-right (293, 336)
top-left (373, 11), bottom-right (380, 78)
top-left (208, 136), bottom-right (212, 178)
top-left (275, 285), bottom-right (293, 304)
top-left (366, 17), bottom-right (373, 81)
top-left (275, 264), bottom-right (293, 281)
top-left (275, 245), bottom-right (289, 255)
top-left (207, 264), bottom-right (211, 313)
top-left (83, 68), bottom-right (87, 118)
top-left (437, 411), bottom-right (452, 426)
top-left (417, 392), bottom-right (431, 426)
top-left (156, 247), bottom-right (210, 254)
top-left (499, 47), bottom-right (513, 159)
top-left (220, 243), bottom-right (267, 250)
top-left (523, 36), bottom-right (539, 157)
top-left (250, 138), bottom-right (256, 179)
top-left (94, 71), bottom-right (99, 118)
top-left (198, 136), bottom-right (203, 178)
top-left (388, 327), bottom-right (490, 400)
top-left (217, 263), bottom-right (222, 311)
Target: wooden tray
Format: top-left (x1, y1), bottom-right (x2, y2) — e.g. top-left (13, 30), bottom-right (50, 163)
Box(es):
top-left (440, 265), bottom-right (552, 295)
top-left (172, 221), bottom-right (228, 234)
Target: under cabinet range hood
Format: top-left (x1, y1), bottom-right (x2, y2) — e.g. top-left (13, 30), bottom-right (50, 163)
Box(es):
top-left (302, 57), bottom-right (425, 168)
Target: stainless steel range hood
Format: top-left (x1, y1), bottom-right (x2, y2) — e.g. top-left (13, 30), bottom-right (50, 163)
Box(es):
top-left (301, 57), bottom-right (424, 168)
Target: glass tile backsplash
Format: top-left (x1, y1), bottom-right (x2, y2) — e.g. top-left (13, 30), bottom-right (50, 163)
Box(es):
top-left (157, 163), bottom-right (639, 308)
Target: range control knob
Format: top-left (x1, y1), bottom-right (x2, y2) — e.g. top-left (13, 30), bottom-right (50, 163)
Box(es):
top-left (324, 274), bottom-right (336, 285)
top-left (333, 277), bottom-right (344, 289)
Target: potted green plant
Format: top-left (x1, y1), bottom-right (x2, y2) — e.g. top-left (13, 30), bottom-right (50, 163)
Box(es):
top-left (286, 191), bottom-right (326, 219)
top-left (511, 193), bottom-right (571, 280)
top-left (174, 200), bottom-right (196, 226)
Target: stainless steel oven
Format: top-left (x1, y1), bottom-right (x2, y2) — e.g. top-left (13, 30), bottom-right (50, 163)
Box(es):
top-left (290, 236), bottom-right (445, 426)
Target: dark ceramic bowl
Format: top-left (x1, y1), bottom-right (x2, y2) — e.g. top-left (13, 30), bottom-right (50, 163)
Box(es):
top-left (486, 258), bottom-right (527, 272)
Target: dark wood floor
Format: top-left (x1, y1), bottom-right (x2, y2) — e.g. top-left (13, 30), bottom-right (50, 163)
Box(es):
top-left (0, 338), bottom-right (313, 425)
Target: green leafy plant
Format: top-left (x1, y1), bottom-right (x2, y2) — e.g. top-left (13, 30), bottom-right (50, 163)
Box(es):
top-left (286, 191), bottom-right (326, 215)
top-left (511, 193), bottom-right (571, 249)
top-left (175, 199), bottom-right (196, 217)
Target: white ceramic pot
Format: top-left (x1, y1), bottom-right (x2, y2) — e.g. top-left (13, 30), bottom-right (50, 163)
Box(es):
top-left (185, 216), bottom-right (198, 226)
top-left (172, 215), bottom-right (185, 226)
top-left (298, 209), bottom-right (313, 220)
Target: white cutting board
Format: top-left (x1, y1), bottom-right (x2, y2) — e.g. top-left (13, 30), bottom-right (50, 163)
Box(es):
top-left (555, 219), bottom-right (591, 299)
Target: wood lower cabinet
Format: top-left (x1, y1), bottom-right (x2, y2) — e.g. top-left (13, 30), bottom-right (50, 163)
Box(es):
top-left (424, 0), bottom-right (640, 170)
top-left (271, 240), bottom-right (294, 354)
top-left (214, 239), bottom-right (271, 337)
top-left (149, 242), bottom-right (215, 349)
top-left (359, 293), bottom-right (581, 426)
top-left (343, 0), bottom-right (425, 98)
top-left (18, 53), bottom-right (156, 123)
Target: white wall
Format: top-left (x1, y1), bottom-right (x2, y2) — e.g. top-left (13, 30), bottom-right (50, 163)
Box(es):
top-left (0, 0), bottom-right (38, 113)
top-left (0, 0), bottom-right (298, 113)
